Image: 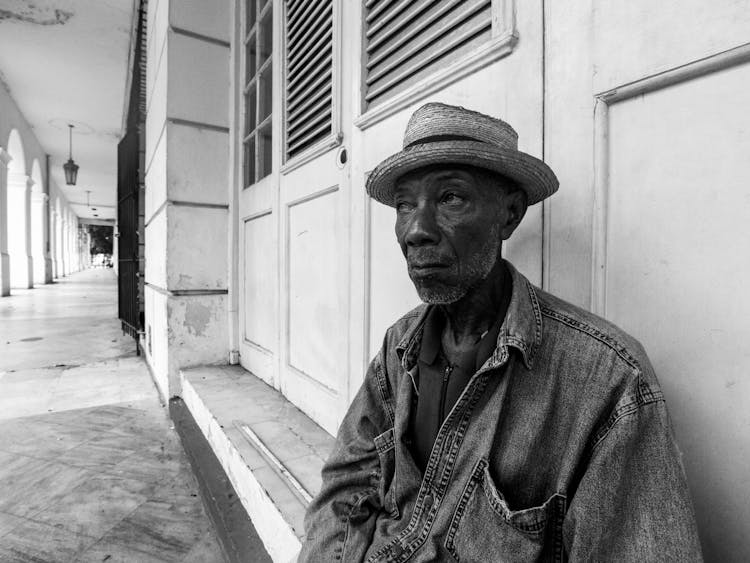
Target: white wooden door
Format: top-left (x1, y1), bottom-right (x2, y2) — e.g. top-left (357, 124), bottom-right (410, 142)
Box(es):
top-left (239, 0), bottom-right (351, 435)
top-left (546, 2), bottom-right (750, 559)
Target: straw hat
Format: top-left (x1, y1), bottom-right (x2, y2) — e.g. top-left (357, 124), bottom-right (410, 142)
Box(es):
top-left (366, 103), bottom-right (559, 206)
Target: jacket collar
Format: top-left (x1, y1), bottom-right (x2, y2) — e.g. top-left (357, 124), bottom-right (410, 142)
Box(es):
top-left (396, 261), bottom-right (542, 372)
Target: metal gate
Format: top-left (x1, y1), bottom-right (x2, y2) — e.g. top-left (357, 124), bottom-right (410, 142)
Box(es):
top-left (117, 0), bottom-right (147, 343)
top-left (117, 129), bottom-right (141, 340)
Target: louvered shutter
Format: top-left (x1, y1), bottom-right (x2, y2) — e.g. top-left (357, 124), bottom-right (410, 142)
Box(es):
top-left (364, 0), bottom-right (492, 108)
top-left (285, 0), bottom-right (334, 160)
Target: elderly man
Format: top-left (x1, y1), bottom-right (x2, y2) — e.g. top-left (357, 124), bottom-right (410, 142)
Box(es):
top-left (299, 103), bottom-right (701, 561)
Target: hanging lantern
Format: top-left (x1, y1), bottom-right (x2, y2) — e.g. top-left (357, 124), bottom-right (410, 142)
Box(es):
top-left (63, 124), bottom-right (79, 185)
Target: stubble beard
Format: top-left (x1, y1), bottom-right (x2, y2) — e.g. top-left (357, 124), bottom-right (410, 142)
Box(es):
top-left (413, 224), bottom-right (502, 305)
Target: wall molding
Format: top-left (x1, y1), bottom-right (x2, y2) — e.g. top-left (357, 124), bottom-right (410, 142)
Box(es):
top-left (170, 25), bottom-right (231, 49)
top-left (167, 117), bottom-right (230, 133)
top-left (145, 200), bottom-right (229, 227)
top-left (145, 282), bottom-right (228, 296)
top-left (590, 41), bottom-right (750, 315)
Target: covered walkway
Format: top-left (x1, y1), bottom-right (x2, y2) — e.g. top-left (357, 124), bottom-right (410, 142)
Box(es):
top-left (0, 269), bottom-right (223, 562)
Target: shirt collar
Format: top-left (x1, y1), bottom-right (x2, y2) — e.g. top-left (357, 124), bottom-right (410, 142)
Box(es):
top-left (396, 261), bottom-right (542, 371)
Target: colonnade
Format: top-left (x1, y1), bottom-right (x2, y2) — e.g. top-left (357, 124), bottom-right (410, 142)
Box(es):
top-left (0, 134), bottom-right (86, 296)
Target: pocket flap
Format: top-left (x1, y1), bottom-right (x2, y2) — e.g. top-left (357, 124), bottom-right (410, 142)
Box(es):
top-left (481, 463), bottom-right (565, 534)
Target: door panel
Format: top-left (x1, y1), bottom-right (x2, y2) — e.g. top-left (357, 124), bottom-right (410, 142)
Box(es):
top-left (547, 1), bottom-right (750, 558)
top-left (605, 62), bottom-right (750, 561)
top-left (280, 159), bottom-right (348, 435)
top-left (287, 185), bottom-right (343, 393)
top-left (240, 178), bottom-right (279, 388)
top-left (243, 212), bottom-right (275, 353)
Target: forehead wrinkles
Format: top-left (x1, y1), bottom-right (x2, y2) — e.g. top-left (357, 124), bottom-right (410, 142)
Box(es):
top-left (394, 168), bottom-right (481, 197)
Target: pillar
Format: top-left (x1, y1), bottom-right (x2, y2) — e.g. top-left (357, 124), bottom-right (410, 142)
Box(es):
top-left (143, 0), bottom-right (231, 399)
top-left (31, 191), bottom-right (50, 284)
top-left (60, 216), bottom-right (68, 276)
top-left (0, 147), bottom-right (10, 296)
top-left (50, 207), bottom-right (58, 279)
top-left (7, 172), bottom-right (33, 288)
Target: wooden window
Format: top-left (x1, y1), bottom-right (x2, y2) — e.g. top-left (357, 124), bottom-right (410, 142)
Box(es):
top-left (284, 0), bottom-right (334, 160)
top-left (243, 0), bottom-right (274, 187)
top-left (363, 0), bottom-right (493, 109)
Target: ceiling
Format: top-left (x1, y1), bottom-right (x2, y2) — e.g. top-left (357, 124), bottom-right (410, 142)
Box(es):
top-left (0, 0), bottom-right (136, 221)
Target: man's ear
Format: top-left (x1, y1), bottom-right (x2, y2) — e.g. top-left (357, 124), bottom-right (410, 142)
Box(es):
top-left (500, 190), bottom-right (528, 240)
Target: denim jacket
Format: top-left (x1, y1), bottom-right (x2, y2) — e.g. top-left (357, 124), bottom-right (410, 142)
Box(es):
top-left (299, 262), bottom-right (702, 562)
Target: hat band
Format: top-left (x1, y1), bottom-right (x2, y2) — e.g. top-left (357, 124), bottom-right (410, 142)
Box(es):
top-left (404, 134), bottom-right (480, 149)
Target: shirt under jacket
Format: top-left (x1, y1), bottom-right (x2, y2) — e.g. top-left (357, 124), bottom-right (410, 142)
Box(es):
top-left (299, 261), bottom-right (702, 562)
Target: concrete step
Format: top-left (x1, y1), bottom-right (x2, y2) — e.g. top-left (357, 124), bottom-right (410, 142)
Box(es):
top-left (179, 366), bottom-right (335, 562)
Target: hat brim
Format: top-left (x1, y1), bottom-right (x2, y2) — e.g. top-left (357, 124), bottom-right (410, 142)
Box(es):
top-left (366, 140), bottom-right (559, 207)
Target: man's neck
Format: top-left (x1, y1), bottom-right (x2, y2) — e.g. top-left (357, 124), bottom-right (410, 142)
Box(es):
top-left (439, 259), bottom-right (510, 355)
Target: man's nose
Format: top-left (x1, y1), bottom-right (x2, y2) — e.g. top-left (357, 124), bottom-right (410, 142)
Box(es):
top-left (404, 204), bottom-right (440, 246)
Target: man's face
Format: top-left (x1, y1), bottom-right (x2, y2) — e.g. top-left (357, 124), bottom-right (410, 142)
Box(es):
top-left (393, 166), bottom-right (510, 304)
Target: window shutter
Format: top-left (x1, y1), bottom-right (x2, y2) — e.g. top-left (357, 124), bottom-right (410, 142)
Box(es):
top-left (285, 0), bottom-right (334, 160)
top-left (363, 0), bottom-right (492, 108)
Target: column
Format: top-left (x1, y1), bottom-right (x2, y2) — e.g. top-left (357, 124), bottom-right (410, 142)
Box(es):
top-left (7, 172), bottom-right (33, 288)
top-left (49, 207), bottom-right (58, 279)
top-left (31, 191), bottom-right (49, 284)
top-left (0, 147), bottom-right (10, 296)
top-left (60, 216), bottom-right (68, 276)
top-left (143, 0), bottom-right (231, 399)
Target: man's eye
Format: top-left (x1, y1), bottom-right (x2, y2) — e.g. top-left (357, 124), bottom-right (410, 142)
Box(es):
top-left (441, 192), bottom-right (463, 205)
top-left (396, 201), bottom-right (413, 213)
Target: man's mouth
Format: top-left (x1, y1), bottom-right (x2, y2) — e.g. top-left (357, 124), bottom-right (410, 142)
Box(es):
top-left (408, 261), bottom-right (450, 275)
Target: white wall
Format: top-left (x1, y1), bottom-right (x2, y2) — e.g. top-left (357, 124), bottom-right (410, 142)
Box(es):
top-left (143, 0), bottom-right (232, 399)
top-left (545, 1), bottom-right (750, 559)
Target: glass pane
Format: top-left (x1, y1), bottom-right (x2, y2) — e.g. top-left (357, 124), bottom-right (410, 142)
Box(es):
top-left (258, 121), bottom-right (272, 180)
top-left (244, 88), bottom-right (257, 134)
top-left (258, 62), bottom-right (273, 122)
top-left (245, 0), bottom-right (256, 32)
top-left (259, 7), bottom-right (273, 67)
top-left (245, 31), bottom-right (257, 83)
top-left (243, 137), bottom-right (256, 188)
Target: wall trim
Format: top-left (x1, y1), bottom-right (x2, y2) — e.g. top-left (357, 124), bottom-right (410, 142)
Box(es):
top-left (144, 199), bottom-right (168, 227)
top-left (145, 282), bottom-right (229, 296)
top-left (145, 200), bottom-right (229, 227)
top-left (167, 117), bottom-right (230, 133)
top-left (170, 25), bottom-right (231, 49)
top-left (590, 41), bottom-right (750, 315)
top-left (171, 200), bottom-right (230, 210)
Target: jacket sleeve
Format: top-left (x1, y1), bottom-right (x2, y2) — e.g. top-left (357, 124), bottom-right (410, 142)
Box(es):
top-left (298, 344), bottom-right (394, 563)
top-left (563, 393), bottom-right (703, 561)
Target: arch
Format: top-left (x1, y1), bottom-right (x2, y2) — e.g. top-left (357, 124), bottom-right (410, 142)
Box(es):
top-left (7, 129), bottom-right (25, 176)
top-left (6, 129), bottom-right (32, 288)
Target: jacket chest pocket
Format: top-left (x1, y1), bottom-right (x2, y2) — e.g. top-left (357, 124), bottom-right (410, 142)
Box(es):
top-left (445, 459), bottom-right (566, 562)
top-left (374, 427), bottom-right (399, 518)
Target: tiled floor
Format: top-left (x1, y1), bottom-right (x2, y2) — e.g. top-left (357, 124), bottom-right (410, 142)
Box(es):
top-left (0, 269), bottom-right (225, 562)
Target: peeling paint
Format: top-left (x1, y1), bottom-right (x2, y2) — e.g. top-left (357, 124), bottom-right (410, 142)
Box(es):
top-left (184, 302), bottom-right (211, 337)
top-left (0, 4), bottom-right (73, 26)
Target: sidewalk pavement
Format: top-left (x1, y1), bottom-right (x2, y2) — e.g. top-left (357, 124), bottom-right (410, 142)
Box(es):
top-left (0, 269), bottom-right (224, 562)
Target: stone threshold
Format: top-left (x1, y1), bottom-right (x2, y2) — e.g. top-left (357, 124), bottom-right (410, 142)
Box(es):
top-left (180, 365), bottom-right (335, 563)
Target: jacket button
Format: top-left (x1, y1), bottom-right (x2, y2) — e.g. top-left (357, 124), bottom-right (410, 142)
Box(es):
top-left (423, 493), bottom-right (433, 510)
top-left (391, 543), bottom-right (404, 557)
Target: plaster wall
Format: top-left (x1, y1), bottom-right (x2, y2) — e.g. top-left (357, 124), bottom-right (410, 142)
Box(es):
top-left (143, 0), bottom-right (231, 399)
top-left (544, 2), bottom-right (750, 559)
